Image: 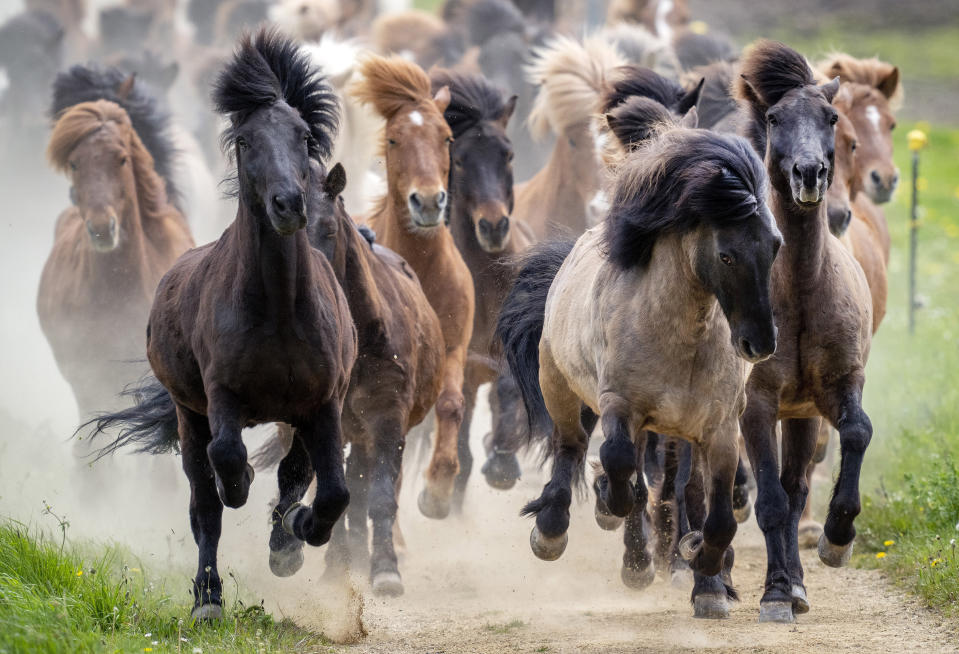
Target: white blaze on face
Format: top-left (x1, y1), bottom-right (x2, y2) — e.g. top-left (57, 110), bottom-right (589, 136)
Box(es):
top-left (408, 110), bottom-right (424, 127)
top-left (865, 105), bottom-right (881, 133)
top-left (655, 0), bottom-right (674, 42)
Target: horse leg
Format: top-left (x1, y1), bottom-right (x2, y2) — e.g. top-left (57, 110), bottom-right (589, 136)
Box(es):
top-left (451, 364), bottom-right (480, 513)
top-left (622, 431), bottom-right (655, 590)
top-left (644, 433), bottom-right (663, 491)
top-left (651, 436), bottom-right (677, 575)
top-left (268, 424), bottom-right (311, 578)
top-left (523, 345), bottom-right (589, 561)
top-left (205, 387), bottom-right (253, 509)
top-left (481, 370), bottom-right (526, 491)
top-left (780, 418), bottom-right (819, 614)
top-left (741, 392), bottom-right (793, 623)
top-left (177, 404), bottom-right (224, 620)
top-left (368, 417), bottom-right (406, 596)
top-left (324, 436), bottom-right (371, 580)
top-left (665, 439), bottom-right (696, 587)
top-left (419, 352), bottom-right (467, 519)
top-left (798, 418), bottom-right (830, 548)
top-left (818, 380), bottom-right (872, 568)
top-left (282, 402), bottom-right (349, 547)
top-left (733, 454), bottom-right (752, 523)
top-left (595, 393), bottom-right (638, 519)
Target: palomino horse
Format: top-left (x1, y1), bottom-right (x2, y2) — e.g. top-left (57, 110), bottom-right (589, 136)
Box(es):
top-left (353, 55), bottom-right (476, 520)
top-left (39, 72), bottom-right (194, 426)
top-left (87, 30), bottom-right (357, 619)
top-left (818, 54), bottom-right (902, 205)
top-left (734, 41), bottom-right (873, 623)
top-left (264, 160), bottom-right (443, 597)
top-left (514, 35), bottom-right (625, 238)
top-left (428, 68), bottom-right (535, 502)
top-left (499, 125), bottom-right (781, 619)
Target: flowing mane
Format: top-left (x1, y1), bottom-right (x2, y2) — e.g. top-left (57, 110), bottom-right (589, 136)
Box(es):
top-left (351, 54), bottom-right (435, 120)
top-left (816, 52), bottom-right (903, 110)
top-left (605, 95), bottom-right (676, 152)
top-left (47, 99), bottom-right (179, 227)
top-left (429, 69), bottom-right (511, 137)
top-left (51, 64), bottom-right (179, 203)
top-left (602, 64), bottom-right (686, 113)
top-left (526, 35), bottom-right (625, 140)
top-left (604, 127), bottom-right (767, 270)
top-left (213, 27), bottom-right (338, 162)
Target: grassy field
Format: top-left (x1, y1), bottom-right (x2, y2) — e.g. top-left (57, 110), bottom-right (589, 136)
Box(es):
top-left (0, 520), bottom-right (332, 653)
top-left (847, 122), bottom-right (959, 615)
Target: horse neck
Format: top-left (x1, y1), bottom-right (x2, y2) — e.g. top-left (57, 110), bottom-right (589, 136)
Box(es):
top-left (336, 216), bottom-right (388, 327)
top-left (233, 200), bottom-right (314, 321)
top-left (769, 181), bottom-right (828, 286)
top-left (529, 137), bottom-right (590, 228)
top-left (81, 197), bottom-right (152, 298)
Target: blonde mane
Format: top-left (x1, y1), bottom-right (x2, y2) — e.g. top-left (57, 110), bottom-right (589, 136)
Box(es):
top-left (351, 54), bottom-right (436, 120)
top-left (816, 52), bottom-right (903, 111)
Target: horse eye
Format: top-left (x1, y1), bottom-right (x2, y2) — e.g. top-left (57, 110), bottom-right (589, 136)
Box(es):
top-left (851, 141), bottom-right (857, 152)
top-left (568, 138), bottom-right (576, 148)
top-left (236, 136), bottom-right (249, 150)
top-left (445, 136), bottom-right (453, 144)
top-left (119, 156), bottom-right (128, 166)
top-left (507, 151), bottom-right (514, 163)
top-left (766, 114), bottom-right (778, 127)
top-left (890, 122), bottom-right (897, 131)
top-left (387, 138), bottom-right (397, 146)
top-left (829, 113), bottom-right (839, 126)
top-left (69, 161), bottom-right (78, 171)
top-left (719, 253), bottom-right (734, 266)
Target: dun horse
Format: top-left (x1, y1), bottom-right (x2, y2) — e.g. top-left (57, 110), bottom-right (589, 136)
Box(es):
top-left (734, 41), bottom-right (873, 622)
top-left (353, 55), bottom-right (475, 520)
top-left (499, 125), bottom-right (781, 619)
top-left (86, 30), bottom-right (357, 619)
top-left (428, 68), bottom-right (535, 502)
top-left (39, 70), bottom-right (194, 428)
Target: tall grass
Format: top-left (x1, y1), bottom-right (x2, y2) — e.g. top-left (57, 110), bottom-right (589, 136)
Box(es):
top-left (0, 519), bottom-right (332, 653)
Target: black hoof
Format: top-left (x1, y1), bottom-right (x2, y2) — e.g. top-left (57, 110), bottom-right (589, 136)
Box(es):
top-left (818, 533), bottom-right (853, 567)
top-left (530, 526), bottom-right (567, 561)
top-left (269, 540), bottom-right (305, 578)
top-left (191, 602), bottom-right (223, 622)
top-left (621, 560), bottom-right (655, 590)
top-left (417, 487), bottom-right (451, 520)
top-left (214, 463), bottom-right (254, 509)
top-left (694, 592), bottom-right (729, 619)
top-left (594, 502), bottom-right (624, 531)
top-left (372, 571), bottom-right (404, 597)
top-left (481, 451), bottom-right (521, 491)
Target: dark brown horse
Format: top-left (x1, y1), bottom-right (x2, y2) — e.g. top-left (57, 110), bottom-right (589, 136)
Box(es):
top-left (734, 41), bottom-right (873, 623)
top-left (86, 30), bottom-right (357, 620)
top-left (39, 71), bottom-right (194, 429)
top-left (428, 68), bottom-right (537, 504)
top-left (261, 159), bottom-right (445, 597)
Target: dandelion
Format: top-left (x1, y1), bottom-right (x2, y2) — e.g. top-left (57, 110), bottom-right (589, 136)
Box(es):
top-left (76, 569), bottom-right (83, 576)
top-left (884, 540), bottom-right (895, 547)
top-left (875, 552), bottom-right (886, 559)
top-left (144, 649), bottom-right (153, 653)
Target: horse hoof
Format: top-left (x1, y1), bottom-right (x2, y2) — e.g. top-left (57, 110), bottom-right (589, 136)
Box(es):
top-left (269, 541), bottom-right (304, 578)
top-left (678, 531), bottom-right (704, 562)
top-left (191, 602), bottom-right (223, 622)
top-left (281, 502), bottom-right (308, 538)
top-left (481, 452), bottom-right (521, 491)
top-left (733, 491), bottom-right (752, 524)
top-left (594, 503), bottom-right (624, 531)
top-left (214, 463), bottom-right (254, 509)
top-left (670, 567), bottom-right (694, 589)
top-left (818, 533), bottom-right (853, 568)
top-left (621, 561), bottom-right (655, 590)
top-left (791, 584), bottom-right (809, 614)
top-left (530, 526), bottom-right (567, 561)
top-left (798, 521), bottom-right (824, 549)
top-left (693, 593), bottom-right (729, 619)
top-left (417, 488), bottom-right (451, 520)
top-left (372, 571), bottom-right (404, 597)
top-left (758, 601), bottom-right (795, 623)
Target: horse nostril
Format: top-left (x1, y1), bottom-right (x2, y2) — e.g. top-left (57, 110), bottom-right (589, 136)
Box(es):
top-left (436, 190), bottom-right (447, 207)
top-left (870, 170), bottom-right (881, 184)
top-left (792, 163), bottom-right (801, 178)
top-left (409, 192), bottom-right (422, 211)
top-left (478, 218), bottom-right (491, 234)
top-left (891, 172), bottom-right (900, 186)
top-left (818, 162), bottom-right (827, 178)
top-left (740, 338), bottom-right (756, 359)
top-left (499, 216), bottom-right (510, 233)
top-left (273, 194), bottom-right (287, 213)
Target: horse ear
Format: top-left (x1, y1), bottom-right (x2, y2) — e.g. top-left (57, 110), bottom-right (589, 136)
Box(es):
top-left (604, 113), bottom-right (619, 131)
top-left (433, 85), bottom-right (451, 113)
top-left (679, 106), bottom-right (699, 129)
top-left (324, 162), bottom-right (347, 199)
top-left (820, 76), bottom-right (840, 103)
top-left (677, 77), bottom-right (704, 115)
top-left (116, 73), bottom-right (136, 100)
top-left (877, 65), bottom-right (899, 100)
top-left (498, 94), bottom-right (518, 128)
top-left (738, 74), bottom-right (766, 111)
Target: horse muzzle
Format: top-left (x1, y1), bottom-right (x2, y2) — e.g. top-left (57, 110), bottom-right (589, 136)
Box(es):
top-left (408, 189), bottom-right (447, 229)
top-left (475, 215), bottom-right (511, 254)
top-left (268, 189), bottom-right (307, 236)
top-left (86, 215), bottom-right (119, 252)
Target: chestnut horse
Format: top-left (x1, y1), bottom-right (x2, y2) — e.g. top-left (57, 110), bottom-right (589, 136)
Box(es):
top-left (353, 55), bottom-right (476, 520)
top-left (499, 125), bottom-right (781, 619)
top-left (428, 68), bottom-right (536, 503)
top-left (39, 74), bottom-right (193, 427)
top-left (86, 30), bottom-right (357, 619)
top-left (734, 41), bottom-right (873, 623)
top-left (514, 35), bottom-right (624, 238)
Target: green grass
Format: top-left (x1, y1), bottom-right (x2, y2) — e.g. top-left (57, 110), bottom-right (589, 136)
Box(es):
top-left (484, 619), bottom-right (526, 634)
top-left (0, 519), bottom-right (332, 653)
top-left (848, 122), bottom-right (959, 616)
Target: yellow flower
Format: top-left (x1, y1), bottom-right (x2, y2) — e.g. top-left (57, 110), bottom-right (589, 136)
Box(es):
top-left (144, 649), bottom-right (153, 652)
top-left (931, 558), bottom-right (942, 567)
top-left (884, 540), bottom-right (895, 547)
top-left (875, 552), bottom-right (886, 559)
top-left (76, 569), bottom-right (83, 576)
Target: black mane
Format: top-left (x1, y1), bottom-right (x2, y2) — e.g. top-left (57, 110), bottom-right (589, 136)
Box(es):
top-left (430, 69), bottom-right (511, 137)
top-left (605, 128), bottom-right (767, 270)
top-left (213, 28), bottom-right (338, 162)
top-left (51, 64), bottom-right (179, 204)
top-left (603, 64), bottom-right (685, 113)
top-left (606, 96), bottom-right (675, 150)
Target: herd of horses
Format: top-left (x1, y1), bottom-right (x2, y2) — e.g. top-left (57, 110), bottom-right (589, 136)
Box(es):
top-left (2, 0), bottom-right (905, 629)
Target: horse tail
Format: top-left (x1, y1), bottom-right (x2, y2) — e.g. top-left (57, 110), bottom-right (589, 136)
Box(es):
top-left (496, 239), bottom-right (575, 445)
top-left (78, 375), bottom-right (179, 460)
